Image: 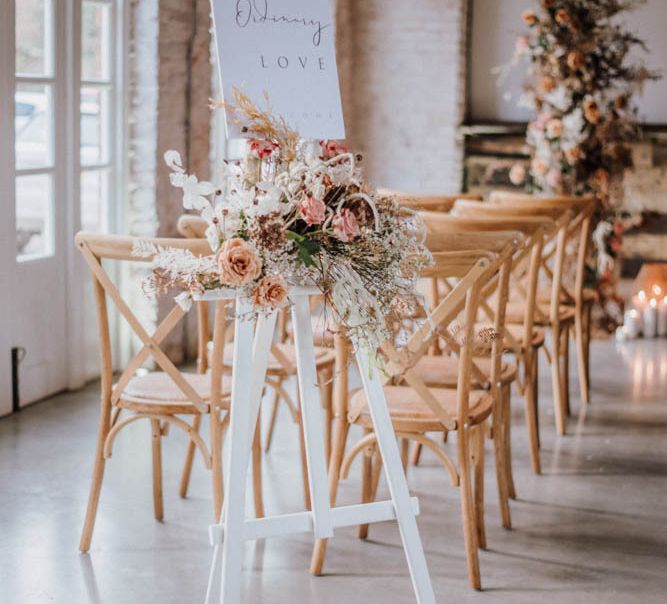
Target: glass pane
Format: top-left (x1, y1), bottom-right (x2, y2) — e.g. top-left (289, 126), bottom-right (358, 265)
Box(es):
top-left (81, 1), bottom-right (111, 81)
top-left (15, 83), bottom-right (53, 170)
top-left (81, 87), bottom-right (110, 165)
top-left (16, 0), bottom-right (52, 76)
top-left (16, 174), bottom-right (54, 260)
top-left (81, 169), bottom-right (109, 233)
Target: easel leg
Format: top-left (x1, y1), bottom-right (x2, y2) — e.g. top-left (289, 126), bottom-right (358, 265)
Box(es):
top-left (356, 351), bottom-right (437, 604)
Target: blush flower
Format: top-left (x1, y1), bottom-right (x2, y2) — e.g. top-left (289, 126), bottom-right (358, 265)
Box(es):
top-left (216, 238), bottom-right (262, 286)
top-left (546, 168), bottom-right (562, 189)
top-left (299, 194), bottom-right (326, 225)
top-left (531, 157), bottom-right (549, 176)
top-left (320, 140), bottom-right (349, 159)
top-left (252, 275), bottom-right (288, 309)
top-left (546, 118), bottom-right (563, 138)
top-left (515, 36), bottom-right (530, 55)
top-left (332, 209), bottom-right (361, 242)
top-left (509, 164), bottom-right (527, 185)
top-left (249, 139), bottom-right (279, 160)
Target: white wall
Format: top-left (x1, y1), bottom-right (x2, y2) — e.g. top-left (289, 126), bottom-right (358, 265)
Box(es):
top-left (469, 0), bottom-right (667, 123)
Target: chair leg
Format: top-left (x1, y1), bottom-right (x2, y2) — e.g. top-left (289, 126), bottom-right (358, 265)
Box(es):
top-left (584, 303), bottom-right (592, 397)
top-left (503, 384), bottom-right (517, 500)
top-left (550, 325), bottom-right (567, 436)
top-left (79, 403), bottom-right (112, 552)
top-left (472, 424), bottom-right (487, 549)
top-left (310, 409), bottom-right (350, 575)
top-left (523, 348), bottom-right (541, 474)
top-left (401, 438), bottom-right (410, 471)
top-left (179, 413), bottom-right (202, 498)
top-left (358, 448), bottom-right (384, 540)
top-left (210, 409), bottom-right (225, 521)
top-left (493, 388), bottom-right (511, 528)
top-left (264, 379), bottom-right (283, 453)
top-left (252, 418), bottom-right (265, 518)
top-left (560, 323), bottom-right (571, 416)
top-left (150, 419), bottom-right (164, 521)
top-left (458, 425), bottom-right (482, 589)
top-left (410, 442), bottom-right (423, 466)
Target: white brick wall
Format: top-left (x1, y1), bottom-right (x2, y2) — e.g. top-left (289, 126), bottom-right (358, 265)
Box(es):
top-left (336, 0), bottom-right (468, 194)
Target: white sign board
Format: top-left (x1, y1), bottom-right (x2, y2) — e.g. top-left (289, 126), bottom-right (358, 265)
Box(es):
top-left (211, 0), bottom-right (345, 140)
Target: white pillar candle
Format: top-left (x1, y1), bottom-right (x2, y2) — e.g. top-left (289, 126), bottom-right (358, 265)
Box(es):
top-left (643, 298), bottom-right (658, 337)
top-left (623, 308), bottom-right (642, 339)
top-left (658, 297), bottom-right (667, 337)
top-left (633, 289), bottom-right (648, 311)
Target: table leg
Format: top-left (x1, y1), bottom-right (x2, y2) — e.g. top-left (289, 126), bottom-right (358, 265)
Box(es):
top-left (356, 351), bottom-right (437, 604)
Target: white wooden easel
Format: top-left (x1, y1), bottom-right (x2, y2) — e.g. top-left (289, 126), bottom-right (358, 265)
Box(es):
top-left (199, 287), bottom-right (436, 604)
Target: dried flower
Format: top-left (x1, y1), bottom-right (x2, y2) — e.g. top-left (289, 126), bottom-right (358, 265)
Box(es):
top-left (216, 238), bottom-right (262, 286)
top-left (583, 97), bottom-right (601, 124)
top-left (249, 139), bottom-right (279, 159)
top-left (252, 275), bottom-right (288, 309)
top-left (248, 213), bottom-right (288, 252)
top-left (320, 140), bottom-right (349, 159)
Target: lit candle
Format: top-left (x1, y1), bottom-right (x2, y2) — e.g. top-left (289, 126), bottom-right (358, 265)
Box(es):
top-left (633, 289), bottom-right (648, 312)
top-left (643, 298), bottom-right (658, 337)
top-left (652, 284), bottom-right (663, 299)
top-left (623, 308), bottom-right (642, 339)
top-left (658, 297), bottom-right (667, 337)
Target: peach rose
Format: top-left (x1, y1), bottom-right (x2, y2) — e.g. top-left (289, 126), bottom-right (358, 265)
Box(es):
top-left (555, 9), bottom-right (571, 26)
top-left (546, 118), bottom-right (563, 138)
top-left (332, 208), bottom-right (361, 242)
top-left (565, 146), bottom-right (582, 164)
top-left (541, 76), bottom-right (557, 92)
top-left (252, 274), bottom-right (288, 309)
top-left (216, 238), bottom-right (262, 286)
top-left (509, 164), bottom-right (527, 185)
top-left (299, 194), bottom-right (326, 225)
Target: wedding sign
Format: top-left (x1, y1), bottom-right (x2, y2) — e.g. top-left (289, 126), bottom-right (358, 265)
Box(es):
top-left (210, 0), bottom-right (345, 140)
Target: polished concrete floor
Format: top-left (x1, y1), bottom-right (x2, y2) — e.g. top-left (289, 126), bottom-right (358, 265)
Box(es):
top-left (1, 339), bottom-right (666, 604)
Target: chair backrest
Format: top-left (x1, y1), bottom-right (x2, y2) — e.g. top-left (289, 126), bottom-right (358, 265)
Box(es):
top-left (489, 192), bottom-right (598, 306)
top-left (453, 199), bottom-right (573, 325)
top-left (351, 247), bottom-right (512, 432)
top-left (75, 231), bottom-right (212, 412)
top-left (378, 190), bottom-right (482, 213)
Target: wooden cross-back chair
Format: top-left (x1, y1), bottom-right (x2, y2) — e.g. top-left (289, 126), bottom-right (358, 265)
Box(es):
top-left (453, 199), bottom-right (575, 437)
top-left (312, 248), bottom-right (510, 590)
top-left (175, 215), bottom-right (336, 512)
top-left (422, 212), bottom-right (555, 474)
top-left (75, 231), bottom-right (230, 552)
top-left (490, 191), bottom-right (598, 404)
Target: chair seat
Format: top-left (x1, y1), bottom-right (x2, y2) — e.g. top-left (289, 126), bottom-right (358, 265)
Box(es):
top-left (536, 287), bottom-right (597, 305)
top-left (505, 301), bottom-right (576, 326)
top-left (504, 323), bottom-right (546, 350)
top-left (119, 372), bottom-right (229, 414)
top-left (351, 386), bottom-right (493, 433)
top-left (409, 355), bottom-right (518, 389)
top-left (220, 342), bottom-right (335, 375)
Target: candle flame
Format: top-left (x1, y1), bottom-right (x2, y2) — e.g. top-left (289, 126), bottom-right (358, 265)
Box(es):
top-left (638, 290), bottom-right (647, 301)
top-left (652, 284), bottom-right (663, 296)
top-left (650, 298), bottom-right (658, 308)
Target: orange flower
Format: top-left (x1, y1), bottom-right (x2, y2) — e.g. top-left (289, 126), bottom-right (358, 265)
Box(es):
top-left (583, 97), bottom-right (601, 124)
top-left (541, 76), bottom-right (557, 92)
top-left (522, 10), bottom-right (538, 26)
top-left (567, 51), bottom-right (585, 71)
top-left (565, 147), bottom-right (582, 164)
top-left (216, 238), bottom-right (262, 286)
top-left (555, 9), bottom-right (571, 26)
top-left (252, 275), bottom-right (288, 309)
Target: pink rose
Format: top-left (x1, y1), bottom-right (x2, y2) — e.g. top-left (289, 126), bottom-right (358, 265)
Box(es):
top-left (332, 209), bottom-right (360, 242)
top-left (216, 238), bottom-right (262, 286)
top-left (546, 168), bottom-right (562, 189)
top-left (546, 118), bottom-right (563, 138)
top-left (299, 194), bottom-right (326, 225)
top-left (249, 139), bottom-right (279, 159)
top-left (320, 140), bottom-right (349, 159)
top-left (531, 158), bottom-right (549, 176)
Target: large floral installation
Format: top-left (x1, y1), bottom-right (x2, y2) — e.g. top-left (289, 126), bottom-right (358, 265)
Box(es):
top-left (509, 0), bottom-right (659, 329)
top-left (137, 91), bottom-right (432, 352)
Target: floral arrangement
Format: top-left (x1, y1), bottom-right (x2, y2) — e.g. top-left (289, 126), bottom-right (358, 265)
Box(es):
top-left (137, 90), bottom-right (432, 351)
top-left (508, 0), bottom-right (659, 329)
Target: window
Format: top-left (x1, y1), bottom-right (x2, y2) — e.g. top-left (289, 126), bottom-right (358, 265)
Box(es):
top-left (15, 0), bottom-right (55, 260)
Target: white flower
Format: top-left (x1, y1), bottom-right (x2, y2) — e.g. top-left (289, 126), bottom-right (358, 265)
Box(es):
top-left (164, 150), bottom-right (184, 173)
top-left (174, 291), bottom-right (193, 311)
top-left (544, 85), bottom-right (571, 112)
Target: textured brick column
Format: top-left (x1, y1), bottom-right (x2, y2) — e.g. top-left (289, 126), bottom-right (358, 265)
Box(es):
top-left (335, 0), bottom-right (468, 194)
top-left (126, 0), bottom-right (212, 363)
